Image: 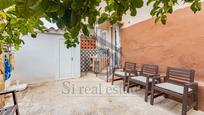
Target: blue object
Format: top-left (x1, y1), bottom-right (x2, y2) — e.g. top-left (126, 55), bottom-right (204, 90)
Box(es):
top-left (4, 58), bottom-right (11, 81)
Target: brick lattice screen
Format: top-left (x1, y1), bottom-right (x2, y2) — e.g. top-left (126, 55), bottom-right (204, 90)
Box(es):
top-left (80, 38), bottom-right (97, 72)
top-left (80, 38), bottom-right (96, 49)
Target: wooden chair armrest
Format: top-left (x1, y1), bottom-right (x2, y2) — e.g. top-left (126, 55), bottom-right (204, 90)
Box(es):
top-left (147, 74), bottom-right (160, 77)
top-left (0, 90), bottom-right (16, 96)
top-left (183, 82), bottom-right (198, 96)
top-left (143, 74), bottom-right (160, 85)
top-left (113, 67), bottom-right (123, 74)
top-left (151, 76), bottom-right (161, 89)
top-left (184, 82), bottom-right (198, 90)
top-left (126, 69), bottom-right (135, 74)
top-left (152, 76), bottom-right (161, 84)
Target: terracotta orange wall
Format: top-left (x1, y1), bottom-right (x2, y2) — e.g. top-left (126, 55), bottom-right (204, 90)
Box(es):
top-left (121, 3), bottom-right (204, 111)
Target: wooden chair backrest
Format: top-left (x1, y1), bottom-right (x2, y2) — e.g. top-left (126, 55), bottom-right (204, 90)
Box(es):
top-left (166, 67), bottom-right (195, 85)
top-left (141, 64), bottom-right (159, 76)
top-left (124, 62), bottom-right (136, 73)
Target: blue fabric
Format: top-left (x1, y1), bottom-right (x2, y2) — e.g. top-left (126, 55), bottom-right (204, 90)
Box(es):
top-left (4, 58), bottom-right (11, 80)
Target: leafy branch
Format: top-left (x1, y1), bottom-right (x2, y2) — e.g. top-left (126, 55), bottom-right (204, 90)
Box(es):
top-left (0, 6), bottom-right (45, 53)
top-left (0, 0), bottom-right (202, 52)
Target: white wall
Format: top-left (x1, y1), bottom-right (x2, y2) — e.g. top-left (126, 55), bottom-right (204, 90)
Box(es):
top-left (13, 33), bottom-right (80, 83)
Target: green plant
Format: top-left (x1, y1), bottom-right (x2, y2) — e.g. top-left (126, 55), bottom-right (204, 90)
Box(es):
top-left (0, 6), bottom-right (45, 53)
top-left (0, 0), bottom-right (201, 51)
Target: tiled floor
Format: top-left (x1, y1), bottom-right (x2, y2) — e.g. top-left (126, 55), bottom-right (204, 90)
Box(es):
top-left (6, 73), bottom-right (204, 115)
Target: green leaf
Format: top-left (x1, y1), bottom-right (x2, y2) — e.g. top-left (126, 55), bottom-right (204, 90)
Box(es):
top-left (185, 0), bottom-right (194, 3)
top-left (31, 32), bottom-right (37, 38)
top-left (135, 0), bottom-right (144, 8)
top-left (130, 8), bottom-right (137, 16)
top-left (0, 6), bottom-right (45, 53)
top-left (190, 0), bottom-right (201, 13)
top-left (161, 15), bottom-right (167, 24)
top-left (98, 13), bottom-right (108, 24)
top-left (150, 6), bottom-right (159, 16)
top-left (16, 0), bottom-right (44, 17)
top-left (0, 11), bottom-right (7, 19)
top-left (70, 12), bottom-right (78, 27)
top-left (56, 19), bottom-right (65, 29)
top-left (46, 1), bottom-right (60, 12)
top-left (0, 0), bottom-right (203, 50)
top-left (30, 0), bottom-right (45, 16)
top-left (147, 0), bottom-right (155, 5)
top-left (155, 17), bottom-right (160, 23)
top-left (62, 9), bottom-right (71, 27)
top-left (82, 24), bottom-right (89, 36)
top-left (64, 32), bottom-right (70, 39)
top-left (0, 0), bottom-right (14, 10)
top-left (57, 5), bottom-right (65, 17)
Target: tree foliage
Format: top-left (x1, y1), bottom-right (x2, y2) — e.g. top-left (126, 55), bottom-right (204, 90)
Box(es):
top-left (0, 0), bottom-right (202, 52)
top-left (0, 6), bottom-right (45, 53)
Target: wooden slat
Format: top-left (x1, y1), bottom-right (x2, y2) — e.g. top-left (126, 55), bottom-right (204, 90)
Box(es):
top-left (141, 64), bottom-right (158, 75)
top-left (166, 67), bottom-right (195, 85)
top-left (125, 62), bottom-right (136, 72)
top-left (169, 70), bottom-right (191, 75)
top-left (143, 69), bottom-right (157, 74)
top-left (169, 71), bottom-right (190, 75)
top-left (169, 75), bottom-right (190, 82)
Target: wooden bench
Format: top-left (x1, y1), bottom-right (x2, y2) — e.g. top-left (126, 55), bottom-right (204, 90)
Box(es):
top-left (127, 64), bottom-right (159, 102)
top-left (0, 90), bottom-right (19, 115)
top-left (150, 67), bottom-right (198, 115)
top-left (112, 62), bottom-right (136, 91)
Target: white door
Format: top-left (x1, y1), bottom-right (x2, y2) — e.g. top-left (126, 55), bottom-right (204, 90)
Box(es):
top-left (70, 45), bottom-right (80, 77)
top-left (59, 39), bottom-right (73, 79)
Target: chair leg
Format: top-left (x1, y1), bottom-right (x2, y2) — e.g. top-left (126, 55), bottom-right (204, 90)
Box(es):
top-left (194, 98), bottom-right (199, 110)
top-left (123, 77), bottom-right (126, 91)
top-left (182, 107), bottom-right (187, 115)
top-left (127, 85), bottom-right (130, 93)
top-left (150, 86), bottom-right (155, 105)
top-left (111, 73), bottom-right (114, 85)
top-left (127, 77), bottom-right (130, 93)
top-left (182, 88), bottom-right (188, 115)
top-left (145, 84), bottom-right (149, 102)
top-left (12, 92), bottom-right (20, 115)
top-left (194, 84), bottom-right (199, 110)
top-left (194, 101), bottom-right (199, 111)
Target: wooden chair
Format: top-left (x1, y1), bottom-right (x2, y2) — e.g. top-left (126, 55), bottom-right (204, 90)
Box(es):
top-left (0, 90), bottom-right (19, 115)
top-left (112, 62), bottom-right (136, 91)
top-left (127, 64), bottom-right (159, 102)
top-left (150, 67), bottom-right (198, 115)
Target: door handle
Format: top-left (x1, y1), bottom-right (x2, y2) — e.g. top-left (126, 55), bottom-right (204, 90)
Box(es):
top-left (71, 57), bottom-right (73, 61)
